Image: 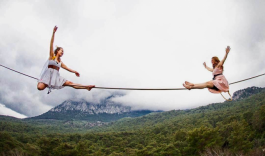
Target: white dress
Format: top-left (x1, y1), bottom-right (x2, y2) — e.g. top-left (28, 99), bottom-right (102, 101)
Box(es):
top-left (39, 59), bottom-right (67, 94)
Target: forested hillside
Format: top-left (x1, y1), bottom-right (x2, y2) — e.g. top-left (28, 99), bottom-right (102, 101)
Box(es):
top-left (1, 87), bottom-right (265, 155)
top-left (93, 88), bottom-right (265, 133)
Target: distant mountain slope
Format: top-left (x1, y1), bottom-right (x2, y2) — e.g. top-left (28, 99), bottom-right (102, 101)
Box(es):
top-left (29, 98), bottom-right (157, 122)
top-left (232, 86), bottom-right (265, 100)
top-left (92, 86), bottom-right (265, 132)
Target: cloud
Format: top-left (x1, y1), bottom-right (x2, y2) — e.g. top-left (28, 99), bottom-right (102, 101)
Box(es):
top-left (0, 103), bottom-right (27, 119)
top-left (0, 0), bottom-right (265, 117)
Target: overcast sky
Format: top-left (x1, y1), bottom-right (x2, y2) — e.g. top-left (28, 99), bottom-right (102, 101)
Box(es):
top-left (0, 0), bottom-right (265, 117)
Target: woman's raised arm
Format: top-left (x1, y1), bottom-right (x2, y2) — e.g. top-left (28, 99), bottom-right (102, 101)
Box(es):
top-left (49, 26), bottom-right (58, 60)
top-left (218, 46), bottom-right (230, 67)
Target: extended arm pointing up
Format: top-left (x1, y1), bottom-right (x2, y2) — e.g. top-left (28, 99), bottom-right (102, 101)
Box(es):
top-left (218, 46), bottom-right (231, 68)
top-left (49, 26), bottom-right (58, 60)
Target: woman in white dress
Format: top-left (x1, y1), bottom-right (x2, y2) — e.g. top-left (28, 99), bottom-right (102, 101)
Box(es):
top-left (37, 26), bottom-right (95, 93)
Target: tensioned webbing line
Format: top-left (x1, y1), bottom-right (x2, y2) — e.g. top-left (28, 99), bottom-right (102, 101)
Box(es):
top-left (0, 64), bottom-right (39, 80)
top-left (229, 73), bottom-right (265, 85)
top-left (1, 64), bottom-right (265, 90)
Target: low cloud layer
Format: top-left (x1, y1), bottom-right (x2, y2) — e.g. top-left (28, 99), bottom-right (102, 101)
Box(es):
top-left (0, 0), bottom-right (265, 117)
top-left (0, 103), bottom-right (27, 118)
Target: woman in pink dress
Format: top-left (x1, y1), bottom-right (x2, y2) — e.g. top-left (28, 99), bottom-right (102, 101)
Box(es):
top-left (37, 26), bottom-right (95, 93)
top-left (183, 46), bottom-right (230, 93)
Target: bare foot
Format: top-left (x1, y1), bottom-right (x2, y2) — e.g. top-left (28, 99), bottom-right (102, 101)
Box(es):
top-left (183, 83), bottom-right (191, 90)
top-left (87, 85), bottom-right (95, 91)
top-left (185, 81), bottom-right (194, 86)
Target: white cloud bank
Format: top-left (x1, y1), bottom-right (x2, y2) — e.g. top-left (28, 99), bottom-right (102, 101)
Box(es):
top-left (0, 103), bottom-right (27, 119)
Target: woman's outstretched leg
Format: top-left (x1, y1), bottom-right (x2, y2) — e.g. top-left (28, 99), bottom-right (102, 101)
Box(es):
top-left (183, 81), bottom-right (214, 90)
top-left (63, 81), bottom-right (95, 91)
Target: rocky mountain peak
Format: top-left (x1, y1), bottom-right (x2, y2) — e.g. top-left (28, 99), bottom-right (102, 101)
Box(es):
top-left (32, 97), bottom-right (156, 122)
top-left (232, 86), bottom-right (264, 101)
top-left (50, 99), bottom-right (131, 115)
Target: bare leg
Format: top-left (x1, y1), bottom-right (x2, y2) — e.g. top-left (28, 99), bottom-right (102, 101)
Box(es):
top-left (37, 82), bottom-right (48, 91)
top-left (183, 81), bottom-right (214, 90)
top-left (63, 81), bottom-right (95, 91)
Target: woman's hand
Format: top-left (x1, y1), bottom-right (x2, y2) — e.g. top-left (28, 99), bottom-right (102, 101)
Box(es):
top-left (203, 62), bottom-right (206, 68)
top-left (53, 26), bottom-right (58, 34)
top-left (226, 46), bottom-right (231, 54)
top-left (75, 71), bottom-right (80, 77)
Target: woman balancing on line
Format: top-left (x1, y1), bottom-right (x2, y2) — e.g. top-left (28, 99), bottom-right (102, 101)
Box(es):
top-left (37, 26), bottom-right (95, 93)
top-left (183, 46), bottom-right (230, 94)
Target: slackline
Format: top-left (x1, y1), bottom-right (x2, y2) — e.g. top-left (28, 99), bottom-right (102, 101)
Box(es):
top-left (1, 64), bottom-right (265, 91)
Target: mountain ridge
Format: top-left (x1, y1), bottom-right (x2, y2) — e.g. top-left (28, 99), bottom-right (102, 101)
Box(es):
top-left (232, 86), bottom-right (264, 100)
top-left (29, 97), bottom-right (159, 122)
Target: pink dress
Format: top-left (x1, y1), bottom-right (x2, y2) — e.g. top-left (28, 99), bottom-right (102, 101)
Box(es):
top-left (208, 67), bottom-right (229, 94)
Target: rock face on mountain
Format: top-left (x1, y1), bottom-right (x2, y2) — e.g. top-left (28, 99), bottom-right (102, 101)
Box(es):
top-left (31, 98), bottom-right (157, 122)
top-left (50, 99), bottom-right (131, 114)
top-left (232, 86), bottom-right (265, 101)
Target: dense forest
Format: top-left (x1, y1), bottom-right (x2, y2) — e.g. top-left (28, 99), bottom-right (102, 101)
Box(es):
top-left (1, 88), bottom-right (265, 155)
